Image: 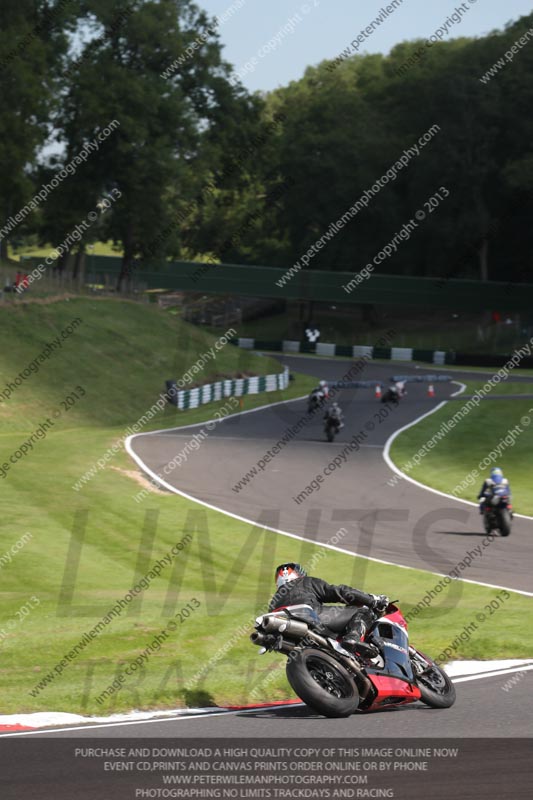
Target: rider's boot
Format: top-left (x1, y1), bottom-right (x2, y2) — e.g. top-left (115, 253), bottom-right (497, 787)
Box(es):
top-left (340, 621), bottom-right (379, 659)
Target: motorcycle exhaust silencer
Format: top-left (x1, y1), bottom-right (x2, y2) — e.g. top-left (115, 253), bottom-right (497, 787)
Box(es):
top-left (263, 616), bottom-right (309, 637)
top-left (250, 632), bottom-right (267, 646)
top-left (278, 619), bottom-right (309, 637)
top-left (262, 616), bottom-right (287, 632)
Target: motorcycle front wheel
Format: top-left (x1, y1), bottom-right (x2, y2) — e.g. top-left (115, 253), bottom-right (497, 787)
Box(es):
top-left (286, 648), bottom-right (359, 717)
top-left (410, 648), bottom-right (456, 709)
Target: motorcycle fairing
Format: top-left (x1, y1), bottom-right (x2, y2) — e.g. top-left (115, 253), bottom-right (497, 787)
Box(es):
top-left (364, 617), bottom-right (422, 705)
top-left (383, 606), bottom-right (407, 628)
top-left (366, 618), bottom-right (418, 685)
top-left (364, 674), bottom-right (422, 707)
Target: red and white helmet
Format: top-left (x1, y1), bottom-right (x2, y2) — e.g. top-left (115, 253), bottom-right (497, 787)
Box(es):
top-left (274, 562), bottom-right (307, 589)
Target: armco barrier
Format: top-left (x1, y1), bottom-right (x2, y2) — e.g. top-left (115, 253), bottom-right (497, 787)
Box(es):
top-left (166, 365), bottom-right (289, 409)
top-left (234, 339), bottom-right (533, 369)
top-left (236, 338), bottom-right (441, 364)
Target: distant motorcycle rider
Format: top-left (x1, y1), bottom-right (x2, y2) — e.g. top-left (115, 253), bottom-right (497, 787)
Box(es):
top-left (269, 563), bottom-right (389, 658)
top-left (314, 380), bottom-right (329, 399)
top-left (308, 380), bottom-right (329, 412)
top-left (394, 380), bottom-right (406, 397)
top-left (387, 380), bottom-right (406, 399)
top-left (478, 467), bottom-right (511, 514)
top-left (324, 401), bottom-right (344, 429)
top-left (382, 379), bottom-right (406, 405)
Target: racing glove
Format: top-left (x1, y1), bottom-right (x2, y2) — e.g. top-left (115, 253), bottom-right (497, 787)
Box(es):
top-left (370, 594), bottom-right (390, 614)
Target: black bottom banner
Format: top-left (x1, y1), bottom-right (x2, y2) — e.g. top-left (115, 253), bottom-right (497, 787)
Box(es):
top-left (1, 738), bottom-right (531, 800)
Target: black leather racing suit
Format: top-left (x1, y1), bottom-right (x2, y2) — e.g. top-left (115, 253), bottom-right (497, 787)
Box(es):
top-left (268, 576), bottom-right (376, 641)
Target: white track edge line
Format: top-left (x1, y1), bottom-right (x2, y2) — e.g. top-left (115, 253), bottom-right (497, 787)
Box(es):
top-left (132, 391), bottom-right (307, 438)
top-left (382, 381), bottom-right (533, 522)
top-left (10, 372), bottom-right (530, 737)
top-left (0, 703), bottom-right (306, 737)
top-left (451, 663), bottom-right (533, 683)
top-left (5, 664), bottom-right (533, 736)
top-left (124, 394), bottom-right (533, 597)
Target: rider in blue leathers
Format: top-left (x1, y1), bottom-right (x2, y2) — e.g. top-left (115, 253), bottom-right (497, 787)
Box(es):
top-left (478, 467), bottom-right (511, 513)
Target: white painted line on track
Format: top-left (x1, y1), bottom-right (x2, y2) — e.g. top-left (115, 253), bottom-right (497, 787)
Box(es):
top-left (134, 392), bottom-right (308, 438)
top-left (126, 435), bottom-right (421, 573)
top-left (0, 704), bottom-right (305, 737)
top-left (451, 663), bottom-right (533, 684)
top-left (125, 385), bottom-right (533, 598)
top-left (4, 665), bottom-right (532, 737)
top-left (8, 368), bottom-right (531, 738)
top-left (382, 380), bottom-right (533, 522)
top-left (445, 658), bottom-right (533, 677)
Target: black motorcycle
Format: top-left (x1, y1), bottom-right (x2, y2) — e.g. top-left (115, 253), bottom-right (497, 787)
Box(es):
top-left (482, 486), bottom-right (513, 537)
top-left (381, 386), bottom-right (400, 406)
top-left (324, 415), bottom-right (341, 442)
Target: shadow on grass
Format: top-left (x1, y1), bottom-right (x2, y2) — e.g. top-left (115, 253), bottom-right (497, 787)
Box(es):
top-left (180, 689), bottom-right (218, 708)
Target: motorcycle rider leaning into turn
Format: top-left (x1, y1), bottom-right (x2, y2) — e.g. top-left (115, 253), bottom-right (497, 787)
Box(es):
top-left (394, 380), bottom-right (407, 397)
top-left (308, 380), bottom-right (330, 413)
top-left (477, 467), bottom-right (511, 514)
top-left (269, 563), bottom-right (389, 659)
top-left (312, 380), bottom-right (329, 400)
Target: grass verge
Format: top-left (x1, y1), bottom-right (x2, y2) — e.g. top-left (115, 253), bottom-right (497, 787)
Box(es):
top-left (389, 381), bottom-right (533, 515)
top-left (1, 303), bottom-right (532, 714)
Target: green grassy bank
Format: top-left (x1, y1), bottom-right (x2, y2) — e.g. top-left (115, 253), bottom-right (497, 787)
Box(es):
top-left (389, 381), bottom-right (533, 515)
top-left (0, 299), bottom-right (531, 715)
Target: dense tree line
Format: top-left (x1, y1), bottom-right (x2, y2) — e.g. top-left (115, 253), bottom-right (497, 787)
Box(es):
top-left (1, 1), bottom-right (532, 286)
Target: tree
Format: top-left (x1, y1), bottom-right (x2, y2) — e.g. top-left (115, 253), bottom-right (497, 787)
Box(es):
top-left (257, 14), bottom-right (533, 283)
top-left (0, 0), bottom-right (75, 261)
top-left (56, 0), bottom-right (247, 289)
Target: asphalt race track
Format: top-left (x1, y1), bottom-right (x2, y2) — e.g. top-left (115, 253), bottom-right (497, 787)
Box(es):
top-left (6, 356), bottom-right (533, 750)
top-left (132, 356), bottom-right (533, 594)
top-left (20, 670), bottom-right (533, 739)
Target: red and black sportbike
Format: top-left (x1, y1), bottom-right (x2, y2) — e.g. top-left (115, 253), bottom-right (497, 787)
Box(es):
top-left (251, 600), bottom-right (455, 718)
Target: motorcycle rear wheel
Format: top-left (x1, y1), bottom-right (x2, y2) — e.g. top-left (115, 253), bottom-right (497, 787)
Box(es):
top-left (286, 648), bottom-right (359, 718)
top-left (410, 648), bottom-right (456, 709)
